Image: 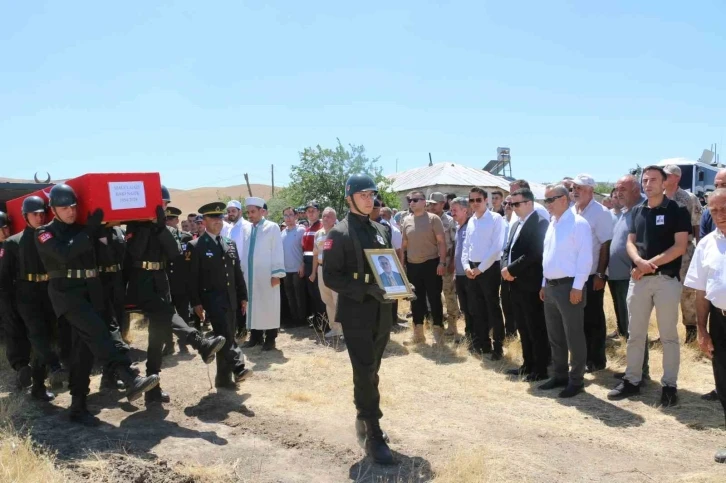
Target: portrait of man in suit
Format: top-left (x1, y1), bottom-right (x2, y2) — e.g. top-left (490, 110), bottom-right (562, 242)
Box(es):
top-left (377, 255), bottom-right (405, 288)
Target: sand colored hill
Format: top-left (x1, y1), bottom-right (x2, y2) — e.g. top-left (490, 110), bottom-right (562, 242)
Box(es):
top-left (169, 183), bottom-right (275, 216)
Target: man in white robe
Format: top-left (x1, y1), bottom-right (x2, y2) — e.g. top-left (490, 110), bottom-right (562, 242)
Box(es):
top-left (222, 200), bottom-right (251, 338)
top-left (241, 197), bottom-right (286, 351)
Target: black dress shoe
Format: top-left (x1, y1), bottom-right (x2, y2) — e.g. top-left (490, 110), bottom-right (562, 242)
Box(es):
top-left (538, 378), bottom-right (568, 390)
top-left (558, 384), bottom-right (584, 398)
top-left (525, 373), bottom-right (548, 382)
top-left (660, 386), bottom-right (678, 407)
top-left (607, 380), bottom-right (640, 400)
top-left (145, 386), bottom-right (171, 404)
top-left (506, 366), bottom-right (528, 377)
top-left (364, 420), bottom-right (394, 465)
top-left (702, 389), bottom-right (719, 402)
top-left (31, 386), bottom-right (55, 402)
top-left (242, 339), bottom-right (262, 349)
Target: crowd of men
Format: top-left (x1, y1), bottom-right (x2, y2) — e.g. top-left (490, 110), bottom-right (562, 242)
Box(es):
top-left (1, 164), bottom-right (726, 464)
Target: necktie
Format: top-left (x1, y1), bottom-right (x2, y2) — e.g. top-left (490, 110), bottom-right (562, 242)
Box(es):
top-left (388, 273), bottom-right (395, 286)
top-left (216, 235), bottom-right (223, 255)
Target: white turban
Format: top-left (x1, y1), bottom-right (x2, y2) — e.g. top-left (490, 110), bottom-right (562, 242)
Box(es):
top-left (245, 196), bottom-right (265, 208)
top-left (226, 200), bottom-right (242, 210)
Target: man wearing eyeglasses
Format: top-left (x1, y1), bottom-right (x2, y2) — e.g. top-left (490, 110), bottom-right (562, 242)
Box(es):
top-left (539, 184), bottom-right (592, 398)
top-left (571, 174), bottom-right (614, 374)
top-left (462, 187), bottom-right (506, 360)
top-left (501, 188), bottom-right (551, 381)
top-left (401, 190), bottom-right (447, 345)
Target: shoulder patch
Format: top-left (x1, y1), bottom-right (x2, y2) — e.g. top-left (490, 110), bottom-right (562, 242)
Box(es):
top-left (324, 239), bottom-right (334, 250)
top-left (38, 232), bottom-right (53, 244)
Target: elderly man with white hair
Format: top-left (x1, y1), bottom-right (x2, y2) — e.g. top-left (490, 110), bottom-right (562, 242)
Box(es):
top-left (222, 200), bottom-right (251, 337)
top-left (240, 197), bottom-right (286, 351)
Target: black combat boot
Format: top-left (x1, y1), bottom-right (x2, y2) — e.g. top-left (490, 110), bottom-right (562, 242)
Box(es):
top-left (100, 367), bottom-right (125, 390)
top-left (364, 420), bottom-right (394, 465)
top-left (116, 367), bottom-right (160, 402)
top-left (355, 419), bottom-right (390, 448)
top-left (69, 395), bottom-right (100, 426)
top-left (48, 363), bottom-right (67, 389)
top-left (189, 332), bottom-right (226, 364)
top-left (30, 365), bottom-right (55, 401)
top-left (16, 365), bottom-right (32, 390)
top-left (144, 386), bottom-right (171, 404)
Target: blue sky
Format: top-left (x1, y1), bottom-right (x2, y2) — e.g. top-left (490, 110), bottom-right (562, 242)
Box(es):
top-left (2, 1), bottom-right (725, 190)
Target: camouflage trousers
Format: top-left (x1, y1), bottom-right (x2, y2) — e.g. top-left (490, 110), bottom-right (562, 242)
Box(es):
top-left (442, 274), bottom-right (460, 323)
top-left (680, 240), bottom-right (696, 327)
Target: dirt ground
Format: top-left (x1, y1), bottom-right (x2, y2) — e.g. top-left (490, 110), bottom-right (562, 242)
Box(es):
top-left (2, 298), bottom-right (726, 482)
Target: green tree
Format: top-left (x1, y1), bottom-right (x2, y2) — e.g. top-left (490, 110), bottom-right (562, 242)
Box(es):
top-left (594, 182), bottom-right (615, 196)
top-left (285, 139), bottom-right (399, 216)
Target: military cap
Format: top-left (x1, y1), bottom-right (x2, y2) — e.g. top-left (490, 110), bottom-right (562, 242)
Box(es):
top-left (165, 206), bottom-right (182, 218)
top-left (198, 202), bottom-right (226, 217)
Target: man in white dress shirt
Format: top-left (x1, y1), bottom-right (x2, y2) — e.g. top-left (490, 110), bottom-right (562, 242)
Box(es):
top-left (685, 188), bottom-right (726, 463)
top-left (538, 184), bottom-right (592, 398)
top-left (462, 187), bottom-right (506, 360)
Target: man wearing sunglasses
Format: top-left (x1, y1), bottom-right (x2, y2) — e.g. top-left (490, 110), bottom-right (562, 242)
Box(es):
top-left (462, 187), bottom-right (506, 359)
top-left (501, 189), bottom-right (551, 381)
top-left (401, 190), bottom-right (447, 345)
top-left (539, 184), bottom-right (592, 398)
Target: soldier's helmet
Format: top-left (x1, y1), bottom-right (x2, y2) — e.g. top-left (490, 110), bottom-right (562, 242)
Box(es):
top-left (0, 211), bottom-right (8, 228)
top-left (345, 174), bottom-right (378, 198)
top-left (48, 184), bottom-right (78, 208)
top-left (22, 196), bottom-right (46, 215)
top-left (161, 185), bottom-right (171, 203)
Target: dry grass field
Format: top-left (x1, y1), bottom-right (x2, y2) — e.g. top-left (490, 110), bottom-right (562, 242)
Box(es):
top-left (1, 292), bottom-right (726, 482)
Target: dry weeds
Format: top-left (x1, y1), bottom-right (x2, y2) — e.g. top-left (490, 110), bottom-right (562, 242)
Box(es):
top-left (0, 289), bottom-right (725, 482)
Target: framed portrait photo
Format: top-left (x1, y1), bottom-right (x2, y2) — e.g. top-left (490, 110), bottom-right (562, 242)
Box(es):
top-left (364, 248), bottom-right (413, 299)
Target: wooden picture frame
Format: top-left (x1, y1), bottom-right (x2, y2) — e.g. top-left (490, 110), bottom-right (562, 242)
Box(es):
top-left (364, 248), bottom-right (413, 299)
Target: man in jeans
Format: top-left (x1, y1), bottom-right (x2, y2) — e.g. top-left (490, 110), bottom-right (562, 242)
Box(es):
top-left (462, 187), bottom-right (506, 360)
top-left (608, 175), bottom-right (650, 381)
top-left (608, 165), bottom-right (690, 407)
top-left (401, 190), bottom-right (447, 345)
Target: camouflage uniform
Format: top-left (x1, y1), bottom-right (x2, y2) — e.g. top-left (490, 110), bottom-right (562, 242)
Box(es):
top-left (439, 213), bottom-right (460, 325)
top-left (673, 188), bottom-right (702, 327)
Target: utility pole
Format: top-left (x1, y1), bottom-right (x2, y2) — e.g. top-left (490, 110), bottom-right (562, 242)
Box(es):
top-left (243, 173), bottom-right (253, 197)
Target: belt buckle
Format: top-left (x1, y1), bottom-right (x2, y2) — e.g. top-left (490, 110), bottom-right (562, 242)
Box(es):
top-left (148, 262), bottom-right (160, 270)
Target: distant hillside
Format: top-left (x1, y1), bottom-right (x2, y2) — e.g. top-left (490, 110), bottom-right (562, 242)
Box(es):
top-left (168, 183), bottom-right (275, 216)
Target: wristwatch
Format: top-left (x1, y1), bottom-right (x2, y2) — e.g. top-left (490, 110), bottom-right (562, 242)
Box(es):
top-left (595, 273), bottom-right (608, 281)
top-left (439, 261), bottom-right (447, 267)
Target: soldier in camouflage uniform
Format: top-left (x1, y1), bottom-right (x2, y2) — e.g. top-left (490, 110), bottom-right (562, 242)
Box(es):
top-left (428, 192), bottom-right (460, 335)
top-left (663, 165), bottom-right (703, 343)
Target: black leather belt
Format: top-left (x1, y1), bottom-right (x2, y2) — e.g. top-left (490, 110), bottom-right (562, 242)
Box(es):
top-left (133, 261), bottom-right (166, 270)
top-left (546, 277), bottom-right (574, 286)
top-left (469, 261), bottom-right (481, 268)
top-left (98, 264), bottom-right (122, 273)
top-left (22, 273), bottom-right (49, 282)
top-left (48, 269), bottom-right (98, 279)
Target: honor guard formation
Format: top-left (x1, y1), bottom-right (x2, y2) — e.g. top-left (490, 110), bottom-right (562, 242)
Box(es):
top-left (2, 167), bottom-right (726, 464)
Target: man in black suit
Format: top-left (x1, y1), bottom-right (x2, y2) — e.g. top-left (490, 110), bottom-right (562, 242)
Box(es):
top-left (501, 188), bottom-right (551, 381)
